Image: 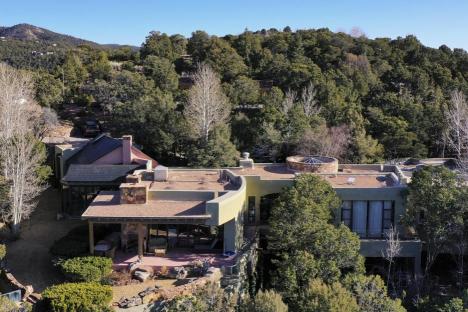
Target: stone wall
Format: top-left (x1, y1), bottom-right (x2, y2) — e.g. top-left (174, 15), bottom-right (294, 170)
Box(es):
top-left (115, 268), bottom-right (222, 309)
top-left (221, 238), bottom-right (259, 300)
top-left (120, 183), bottom-right (148, 204)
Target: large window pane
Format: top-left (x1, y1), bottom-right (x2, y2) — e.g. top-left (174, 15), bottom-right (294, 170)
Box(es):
top-left (383, 200), bottom-right (394, 235)
top-left (368, 201), bottom-right (383, 238)
top-left (342, 201), bottom-right (352, 227)
top-left (352, 201), bottom-right (367, 237)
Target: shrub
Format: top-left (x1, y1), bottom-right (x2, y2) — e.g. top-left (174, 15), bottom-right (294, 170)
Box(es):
top-left (42, 282), bottom-right (112, 312)
top-left (0, 296), bottom-right (18, 312)
top-left (301, 279), bottom-right (359, 312)
top-left (343, 274), bottom-right (406, 312)
top-left (165, 295), bottom-right (206, 312)
top-left (243, 290), bottom-right (288, 312)
top-left (163, 282), bottom-right (237, 312)
top-left (60, 256), bottom-right (112, 282)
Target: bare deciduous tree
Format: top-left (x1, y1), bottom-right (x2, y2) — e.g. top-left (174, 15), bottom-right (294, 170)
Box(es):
top-left (2, 136), bottom-right (46, 234)
top-left (0, 64), bottom-right (35, 141)
top-left (185, 63), bottom-right (230, 142)
top-left (382, 226), bottom-right (401, 289)
top-left (349, 26), bottom-right (366, 38)
top-left (0, 63), bottom-right (47, 234)
top-left (444, 90), bottom-right (468, 166)
top-left (282, 90), bottom-right (296, 115)
top-left (301, 82), bottom-right (320, 117)
top-left (298, 124), bottom-right (351, 159)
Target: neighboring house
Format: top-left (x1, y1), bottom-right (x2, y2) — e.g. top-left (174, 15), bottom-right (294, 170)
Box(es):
top-left (81, 154), bottom-right (453, 275)
top-left (54, 134), bottom-right (157, 216)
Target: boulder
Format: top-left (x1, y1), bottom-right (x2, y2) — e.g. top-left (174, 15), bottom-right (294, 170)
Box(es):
top-left (138, 286), bottom-right (158, 297)
top-left (135, 265), bottom-right (154, 275)
top-left (133, 270), bottom-right (151, 282)
top-left (141, 291), bottom-right (160, 304)
top-left (118, 296), bottom-right (143, 308)
top-left (168, 266), bottom-right (188, 279)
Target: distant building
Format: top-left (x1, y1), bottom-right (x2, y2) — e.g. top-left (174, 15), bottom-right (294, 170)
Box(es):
top-left (178, 73), bottom-right (194, 90)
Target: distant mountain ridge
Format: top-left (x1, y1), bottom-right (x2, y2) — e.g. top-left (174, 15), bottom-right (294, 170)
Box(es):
top-left (0, 23), bottom-right (137, 49)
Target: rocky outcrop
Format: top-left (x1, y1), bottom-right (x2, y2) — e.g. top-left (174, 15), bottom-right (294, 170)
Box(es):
top-left (114, 267), bottom-right (222, 309)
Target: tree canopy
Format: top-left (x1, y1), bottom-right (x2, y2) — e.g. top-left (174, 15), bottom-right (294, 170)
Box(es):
top-left (1, 27), bottom-right (467, 165)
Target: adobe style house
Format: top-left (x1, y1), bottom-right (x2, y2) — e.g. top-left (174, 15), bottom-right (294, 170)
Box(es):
top-left (54, 134), bottom-right (157, 216)
top-left (78, 151), bottom-right (455, 275)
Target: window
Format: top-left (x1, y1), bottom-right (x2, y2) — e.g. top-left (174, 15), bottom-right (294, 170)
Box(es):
top-left (383, 201), bottom-right (394, 234)
top-left (368, 201), bottom-right (383, 238)
top-left (352, 201), bottom-right (367, 237)
top-left (342, 200), bottom-right (394, 238)
top-left (247, 196), bottom-right (256, 224)
top-left (341, 201), bottom-right (352, 227)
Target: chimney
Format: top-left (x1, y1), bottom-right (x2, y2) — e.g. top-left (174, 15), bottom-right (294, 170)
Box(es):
top-left (154, 165), bottom-right (169, 181)
top-left (239, 152), bottom-right (254, 169)
top-left (122, 135), bottom-right (132, 165)
top-left (120, 183), bottom-right (148, 204)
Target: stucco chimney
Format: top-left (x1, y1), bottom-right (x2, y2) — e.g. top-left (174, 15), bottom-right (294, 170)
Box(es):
top-left (120, 183), bottom-right (148, 204)
top-left (122, 135), bottom-right (132, 165)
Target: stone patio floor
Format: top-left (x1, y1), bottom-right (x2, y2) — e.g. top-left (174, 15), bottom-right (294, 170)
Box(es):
top-left (113, 249), bottom-right (236, 271)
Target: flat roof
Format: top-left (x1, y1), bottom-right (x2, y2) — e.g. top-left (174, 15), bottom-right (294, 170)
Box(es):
top-left (234, 164), bottom-right (396, 188)
top-left (145, 170), bottom-right (235, 191)
top-left (82, 191), bottom-right (210, 221)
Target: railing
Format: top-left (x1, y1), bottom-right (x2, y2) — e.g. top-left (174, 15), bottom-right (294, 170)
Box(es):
top-left (1, 289), bottom-right (21, 302)
top-left (221, 237), bottom-right (257, 277)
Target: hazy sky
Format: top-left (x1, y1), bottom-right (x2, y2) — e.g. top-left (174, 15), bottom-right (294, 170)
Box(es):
top-left (1, 0), bottom-right (467, 50)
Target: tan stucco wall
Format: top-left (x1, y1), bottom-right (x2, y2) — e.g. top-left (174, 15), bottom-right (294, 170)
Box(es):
top-left (225, 172), bottom-right (421, 259)
top-left (334, 187), bottom-right (407, 234)
top-left (206, 173), bottom-right (246, 226)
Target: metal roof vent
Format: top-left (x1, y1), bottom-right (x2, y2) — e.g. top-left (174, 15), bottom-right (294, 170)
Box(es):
top-left (347, 177), bottom-right (356, 185)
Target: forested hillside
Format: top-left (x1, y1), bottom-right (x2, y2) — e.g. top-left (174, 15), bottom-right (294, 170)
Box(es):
top-left (1, 26), bottom-right (467, 166)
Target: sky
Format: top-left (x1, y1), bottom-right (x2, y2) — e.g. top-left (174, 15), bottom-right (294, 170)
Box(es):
top-left (1, 0), bottom-right (467, 50)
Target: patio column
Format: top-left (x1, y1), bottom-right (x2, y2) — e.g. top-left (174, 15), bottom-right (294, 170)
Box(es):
top-left (88, 221), bottom-right (94, 255)
top-left (224, 218), bottom-right (237, 253)
top-left (137, 223), bottom-right (144, 258)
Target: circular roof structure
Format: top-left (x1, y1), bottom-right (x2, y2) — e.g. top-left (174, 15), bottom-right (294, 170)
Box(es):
top-left (286, 155), bottom-right (339, 174)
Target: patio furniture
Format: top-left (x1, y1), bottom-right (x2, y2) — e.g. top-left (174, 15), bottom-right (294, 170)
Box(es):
top-left (148, 237), bottom-right (167, 256)
top-left (94, 240), bottom-right (116, 258)
top-left (177, 232), bottom-right (194, 248)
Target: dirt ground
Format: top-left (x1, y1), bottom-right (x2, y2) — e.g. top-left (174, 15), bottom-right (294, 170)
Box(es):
top-left (5, 188), bottom-right (82, 292)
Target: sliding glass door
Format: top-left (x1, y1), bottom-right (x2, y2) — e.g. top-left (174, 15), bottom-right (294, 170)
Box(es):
top-left (342, 200), bottom-right (394, 238)
top-left (368, 201), bottom-right (383, 238)
top-left (352, 201), bottom-right (367, 237)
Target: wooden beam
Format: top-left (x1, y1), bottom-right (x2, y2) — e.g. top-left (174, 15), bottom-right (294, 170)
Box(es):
top-left (88, 222), bottom-right (94, 255)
